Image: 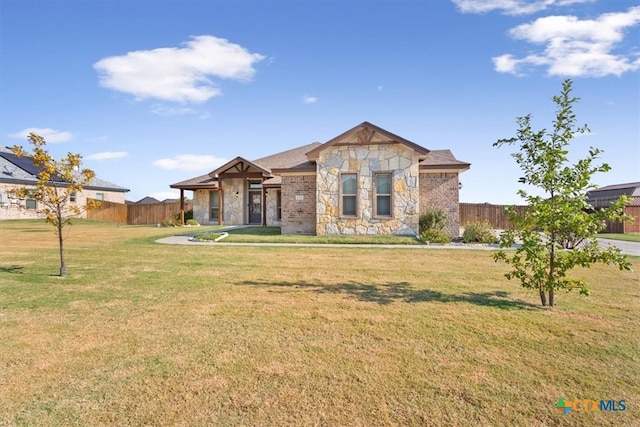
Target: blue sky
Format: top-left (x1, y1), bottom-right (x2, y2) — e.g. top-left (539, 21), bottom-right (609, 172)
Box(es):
top-left (1, 0), bottom-right (638, 204)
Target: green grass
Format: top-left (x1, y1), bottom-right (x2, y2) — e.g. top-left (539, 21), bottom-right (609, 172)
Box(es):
top-left (1, 220), bottom-right (639, 426)
top-left (599, 233), bottom-right (640, 243)
top-left (202, 226), bottom-right (423, 245)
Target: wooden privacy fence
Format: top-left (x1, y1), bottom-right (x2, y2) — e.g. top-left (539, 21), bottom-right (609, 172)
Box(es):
top-left (86, 200), bottom-right (127, 224)
top-left (459, 203), bottom-right (527, 230)
top-left (602, 206), bottom-right (640, 234)
top-left (87, 200), bottom-right (192, 225)
top-left (460, 203), bottom-right (639, 234)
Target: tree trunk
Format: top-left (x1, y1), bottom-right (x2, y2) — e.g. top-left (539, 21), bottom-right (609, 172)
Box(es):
top-left (57, 215), bottom-right (66, 277)
top-left (548, 289), bottom-right (555, 307)
top-left (539, 286), bottom-right (547, 306)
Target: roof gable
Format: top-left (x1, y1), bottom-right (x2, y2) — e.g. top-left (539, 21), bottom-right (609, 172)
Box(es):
top-left (305, 122), bottom-right (430, 161)
top-left (208, 156), bottom-right (271, 178)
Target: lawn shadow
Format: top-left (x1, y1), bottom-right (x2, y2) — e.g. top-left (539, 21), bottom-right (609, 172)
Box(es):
top-left (0, 265), bottom-right (24, 274)
top-left (239, 280), bottom-right (538, 310)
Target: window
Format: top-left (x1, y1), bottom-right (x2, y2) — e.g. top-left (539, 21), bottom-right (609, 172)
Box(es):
top-left (25, 199), bottom-right (37, 210)
top-left (249, 181), bottom-right (262, 189)
top-left (70, 192), bottom-right (77, 203)
top-left (341, 173), bottom-right (357, 216)
top-left (375, 173), bottom-right (392, 217)
top-left (209, 191), bottom-right (220, 223)
top-left (94, 193), bottom-right (104, 201)
top-left (276, 190), bottom-right (282, 221)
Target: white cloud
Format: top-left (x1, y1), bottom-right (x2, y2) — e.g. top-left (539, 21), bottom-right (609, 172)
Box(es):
top-left (94, 35), bottom-right (266, 103)
top-left (152, 154), bottom-right (228, 172)
top-left (493, 6), bottom-right (640, 77)
top-left (9, 127), bottom-right (72, 143)
top-left (302, 95), bottom-right (318, 104)
top-left (85, 151), bottom-right (128, 160)
top-left (452, 0), bottom-right (594, 16)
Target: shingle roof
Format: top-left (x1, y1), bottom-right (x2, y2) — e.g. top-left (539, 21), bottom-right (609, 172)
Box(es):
top-left (170, 173), bottom-right (220, 190)
top-left (587, 182), bottom-right (640, 207)
top-left (420, 150), bottom-right (471, 170)
top-left (253, 142), bottom-right (321, 170)
top-left (0, 146), bottom-right (129, 192)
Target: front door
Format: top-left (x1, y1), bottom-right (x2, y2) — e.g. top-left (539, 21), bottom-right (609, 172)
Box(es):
top-left (248, 190), bottom-right (262, 224)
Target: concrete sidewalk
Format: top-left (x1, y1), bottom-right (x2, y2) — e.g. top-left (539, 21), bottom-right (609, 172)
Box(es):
top-left (157, 232), bottom-right (640, 256)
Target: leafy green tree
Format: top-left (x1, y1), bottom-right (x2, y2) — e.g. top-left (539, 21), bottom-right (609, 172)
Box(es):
top-left (8, 133), bottom-right (99, 277)
top-left (493, 79), bottom-right (632, 307)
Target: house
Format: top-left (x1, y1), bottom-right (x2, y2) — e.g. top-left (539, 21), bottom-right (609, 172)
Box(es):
top-left (587, 182), bottom-right (640, 234)
top-left (134, 196), bottom-right (161, 204)
top-left (0, 146), bottom-right (129, 220)
top-left (171, 122), bottom-right (470, 237)
top-left (586, 182), bottom-right (640, 208)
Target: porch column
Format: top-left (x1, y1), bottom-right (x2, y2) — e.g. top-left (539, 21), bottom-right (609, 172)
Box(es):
top-left (179, 189), bottom-right (185, 225)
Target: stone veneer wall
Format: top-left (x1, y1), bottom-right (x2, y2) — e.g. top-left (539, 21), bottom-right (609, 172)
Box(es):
top-left (192, 178), bottom-right (245, 225)
top-left (221, 178), bottom-right (244, 225)
top-left (0, 182), bottom-right (125, 220)
top-left (265, 189), bottom-right (281, 227)
top-left (419, 172), bottom-right (460, 237)
top-left (316, 144), bottom-right (420, 235)
top-left (192, 189), bottom-right (211, 224)
top-left (281, 175), bottom-right (316, 234)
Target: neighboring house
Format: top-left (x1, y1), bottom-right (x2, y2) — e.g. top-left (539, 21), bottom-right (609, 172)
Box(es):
top-left (171, 122), bottom-right (470, 236)
top-left (586, 182), bottom-right (640, 208)
top-left (135, 196), bottom-right (161, 204)
top-left (587, 182), bottom-right (640, 234)
top-left (0, 146), bottom-right (129, 220)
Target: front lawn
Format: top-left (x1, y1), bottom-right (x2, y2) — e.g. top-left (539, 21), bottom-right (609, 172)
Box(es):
top-left (1, 220), bottom-right (638, 426)
top-left (206, 226), bottom-right (423, 245)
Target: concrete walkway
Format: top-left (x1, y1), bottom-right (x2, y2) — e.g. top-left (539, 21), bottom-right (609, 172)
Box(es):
top-left (156, 231), bottom-right (640, 255)
top-left (597, 238), bottom-right (640, 257)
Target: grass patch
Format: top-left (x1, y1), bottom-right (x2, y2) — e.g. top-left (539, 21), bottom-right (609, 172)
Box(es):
top-left (221, 226), bottom-right (422, 245)
top-left (599, 233), bottom-right (640, 243)
top-left (0, 220), bottom-right (639, 426)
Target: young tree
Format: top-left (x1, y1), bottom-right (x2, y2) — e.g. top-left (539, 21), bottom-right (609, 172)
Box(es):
top-left (8, 133), bottom-right (99, 277)
top-left (493, 79), bottom-right (632, 307)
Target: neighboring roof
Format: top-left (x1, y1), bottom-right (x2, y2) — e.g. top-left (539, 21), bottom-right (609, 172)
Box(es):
top-left (305, 122), bottom-right (430, 161)
top-left (420, 150), bottom-right (471, 171)
top-left (0, 146), bottom-right (129, 192)
top-left (135, 196), bottom-right (160, 204)
top-left (587, 182), bottom-right (640, 207)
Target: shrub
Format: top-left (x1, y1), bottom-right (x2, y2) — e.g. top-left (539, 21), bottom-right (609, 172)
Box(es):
top-left (160, 218), bottom-right (179, 227)
top-left (172, 209), bottom-right (194, 223)
top-left (420, 229), bottom-right (451, 243)
top-left (419, 209), bottom-right (447, 234)
top-left (419, 209), bottom-right (451, 243)
top-left (186, 219), bottom-right (199, 226)
top-left (462, 220), bottom-right (498, 243)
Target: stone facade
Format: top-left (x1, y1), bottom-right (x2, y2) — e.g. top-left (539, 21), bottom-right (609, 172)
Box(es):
top-left (0, 182), bottom-right (125, 220)
top-left (265, 189), bottom-right (281, 227)
top-left (419, 172), bottom-right (460, 237)
top-left (281, 175), bottom-right (316, 234)
top-left (316, 144), bottom-right (420, 235)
